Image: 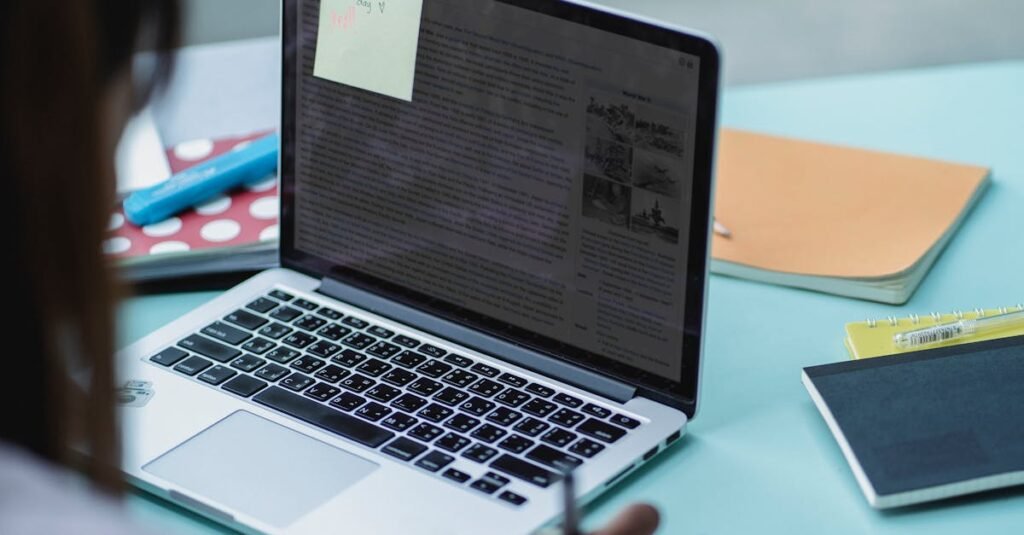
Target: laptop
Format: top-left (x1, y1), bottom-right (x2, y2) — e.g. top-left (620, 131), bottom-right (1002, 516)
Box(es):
top-left (117, 1), bottom-right (720, 533)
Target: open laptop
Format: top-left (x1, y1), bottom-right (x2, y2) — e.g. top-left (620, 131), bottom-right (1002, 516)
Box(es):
top-left (117, 1), bottom-right (719, 533)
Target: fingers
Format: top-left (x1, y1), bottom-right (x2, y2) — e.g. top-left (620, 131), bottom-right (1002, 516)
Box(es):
top-left (590, 503), bottom-right (660, 535)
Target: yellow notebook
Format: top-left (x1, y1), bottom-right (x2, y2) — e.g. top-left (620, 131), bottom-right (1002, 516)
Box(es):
top-left (845, 305), bottom-right (1024, 359)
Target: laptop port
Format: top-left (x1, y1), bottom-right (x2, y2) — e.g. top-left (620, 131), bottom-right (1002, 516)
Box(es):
top-left (665, 429), bottom-right (682, 446)
top-left (642, 446), bottom-right (659, 461)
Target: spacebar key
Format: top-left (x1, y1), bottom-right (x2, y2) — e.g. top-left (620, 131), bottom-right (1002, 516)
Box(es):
top-left (253, 386), bottom-right (394, 448)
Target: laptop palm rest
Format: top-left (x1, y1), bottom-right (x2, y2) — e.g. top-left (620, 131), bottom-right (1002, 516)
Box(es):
top-left (144, 411), bottom-right (378, 528)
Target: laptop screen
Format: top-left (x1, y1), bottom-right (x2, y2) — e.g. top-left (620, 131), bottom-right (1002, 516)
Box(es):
top-left (283, 0), bottom-right (717, 409)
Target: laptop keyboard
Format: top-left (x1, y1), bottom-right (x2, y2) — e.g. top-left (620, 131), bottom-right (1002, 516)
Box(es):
top-left (147, 288), bottom-right (644, 508)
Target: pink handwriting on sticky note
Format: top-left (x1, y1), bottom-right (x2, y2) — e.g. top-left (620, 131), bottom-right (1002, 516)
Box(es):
top-left (314, 0), bottom-right (424, 101)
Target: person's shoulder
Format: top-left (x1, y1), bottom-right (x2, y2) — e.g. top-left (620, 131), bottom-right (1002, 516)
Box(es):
top-left (0, 442), bottom-right (155, 535)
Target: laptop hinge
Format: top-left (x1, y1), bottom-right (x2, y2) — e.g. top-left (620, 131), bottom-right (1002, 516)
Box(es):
top-left (317, 277), bottom-right (637, 404)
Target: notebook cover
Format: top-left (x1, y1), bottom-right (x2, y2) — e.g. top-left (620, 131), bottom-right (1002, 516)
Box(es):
top-left (803, 336), bottom-right (1024, 508)
top-left (712, 129), bottom-right (990, 279)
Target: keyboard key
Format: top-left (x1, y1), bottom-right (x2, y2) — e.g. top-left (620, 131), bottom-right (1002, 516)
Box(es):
top-left (317, 323), bottom-right (352, 341)
top-left (290, 356), bottom-right (326, 374)
top-left (513, 417), bottom-right (550, 437)
top-left (246, 297), bottom-right (278, 313)
top-left (201, 322), bottom-right (251, 345)
top-left (253, 387), bottom-right (395, 448)
top-left (356, 358), bottom-right (392, 377)
top-left (569, 438), bottom-right (606, 458)
top-left (487, 407), bottom-right (523, 427)
top-left (329, 392), bottom-right (366, 411)
top-left (523, 399), bottom-right (557, 418)
top-left (461, 444), bottom-right (498, 464)
top-left (417, 360), bottom-right (452, 379)
top-left (417, 403), bottom-right (454, 423)
top-left (408, 377), bottom-right (443, 397)
top-left (494, 388), bottom-right (530, 408)
top-left (582, 403), bottom-right (613, 419)
top-left (268, 290), bottom-right (293, 302)
top-left (315, 364), bottom-right (351, 384)
top-left (470, 362), bottom-right (500, 378)
top-left (497, 434), bottom-right (534, 454)
top-left (340, 374), bottom-right (375, 393)
top-left (469, 379), bottom-right (504, 398)
top-left (433, 387), bottom-right (469, 407)
top-left (392, 393), bottom-right (429, 413)
top-left (174, 356), bottom-right (212, 376)
top-left (382, 437), bottom-right (427, 462)
top-left (381, 368), bottom-right (417, 387)
top-left (294, 315), bottom-right (327, 332)
top-left (549, 408), bottom-right (585, 428)
top-left (498, 491), bottom-right (527, 506)
top-left (408, 422), bottom-right (444, 442)
top-left (541, 428), bottom-right (577, 448)
top-left (224, 309), bottom-right (268, 330)
top-left (525, 383), bottom-right (555, 398)
top-left (292, 298), bottom-right (319, 311)
top-left (553, 393), bottom-right (583, 408)
top-left (305, 383), bottom-right (341, 402)
top-left (497, 373), bottom-right (527, 388)
top-left (366, 325), bottom-right (395, 339)
top-left (241, 338), bottom-right (275, 355)
top-left (316, 306), bottom-right (344, 320)
top-left (393, 350), bottom-right (427, 369)
top-left (281, 372), bottom-right (315, 392)
top-left (266, 347), bottom-right (301, 364)
top-left (441, 369), bottom-right (478, 388)
top-left (443, 468), bottom-right (471, 484)
top-left (258, 322), bottom-right (293, 340)
top-left (578, 418), bottom-right (628, 443)
top-left (609, 414), bottom-right (641, 429)
top-left (382, 412), bottom-right (418, 432)
top-left (342, 332), bottom-right (377, 350)
top-left (443, 354), bottom-right (474, 368)
top-left (332, 349), bottom-right (367, 368)
top-left (231, 354), bottom-right (266, 373)
top-left (150, 347), bottom-right (188, 367)
top-left (255, 363), bottom-right (290, 382)
top-left (198, 365), bottom-right (237, 385)
top-left (471, 424), bottom-right (507, 444)
top-left (436, 432), bottom-right (471, 453)
top-left (491, 454), bottom-right (559, 488)
top-left (355, 402), bottom-right (392, 422)
top-left (460, 397), bottom-right (495, 416)
top-left (526, 444), bottom-right (583, 471)
top-left (365, 384), bottom-right (402, 403)
top-left (367, 342), bottom-right (402, 360)
top-left (282, 332), bottom-right (316, 349)
top-left (470, 472), bottom-right (509, 495)
top-left (339, 316), bottom-right (368, 329)
top-left (269, 306), bottom-right (302, 322)
top-left (418, 344), bottom-right (447, 359)
top-left (221, 375), bottom-right (268, 397)
top-left (308, 341), bottom-right (342, 358)
top-left (178, 335), bottom-right (242, 363)
top-left (444, 414), bottom-right (481, 434)
top-left (415, 450), bottom-right (455, 473)
top-left (392, 334), bottom-right (420, 348)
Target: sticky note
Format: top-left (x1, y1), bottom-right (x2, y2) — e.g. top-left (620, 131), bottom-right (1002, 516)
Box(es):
top-left (314, 0), bottom-right (424, 101)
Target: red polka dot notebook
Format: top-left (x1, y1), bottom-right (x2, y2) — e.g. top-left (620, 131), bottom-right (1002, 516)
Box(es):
top-left (107, 131), bottom-right (279, 281)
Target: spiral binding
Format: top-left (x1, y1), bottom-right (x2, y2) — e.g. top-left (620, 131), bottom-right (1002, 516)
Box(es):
top-left (864, 304), bottom-right (1024, 328)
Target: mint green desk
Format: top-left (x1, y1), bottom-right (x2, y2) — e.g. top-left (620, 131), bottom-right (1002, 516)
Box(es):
top-left (122, 61), bottom-right (1024, 533)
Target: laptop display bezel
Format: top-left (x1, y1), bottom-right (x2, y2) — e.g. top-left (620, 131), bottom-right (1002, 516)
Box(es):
top-left (280, 0), bottom-right (719, 416)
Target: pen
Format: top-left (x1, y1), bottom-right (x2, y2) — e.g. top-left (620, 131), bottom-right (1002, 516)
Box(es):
top-left (893, 309), bottom-right (1024, 349)
top-left (123, 132), bottom-right (279, 226)
top-left (562, 469), bottom-right (580, 535)
top-left (713, 219), bottom-right (732, 238)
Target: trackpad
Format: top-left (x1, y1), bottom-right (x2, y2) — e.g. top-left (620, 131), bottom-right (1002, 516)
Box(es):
top-left (144, 411), bottom-right (377, 527)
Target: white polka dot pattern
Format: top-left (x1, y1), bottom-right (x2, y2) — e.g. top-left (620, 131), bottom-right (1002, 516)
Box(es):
top-left (150, 241), bottom-right (191, 254)
top-left (260, 225), bottom-right (279, 241)
top-left (201, 219), bottom-right (241, 242)
top-left (103, 237), bottom-right (132, 254)
top-left (173, 139), bottom-right (215, 161)
top-left (195, 195), bottom-right (232, 215)
top-left (249, 196), bottom-right (278, 220)
top-left (142, 217), bottom-right (183, 237)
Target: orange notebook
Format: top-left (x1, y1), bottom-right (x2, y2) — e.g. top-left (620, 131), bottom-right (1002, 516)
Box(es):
top-left (711, 129), bottom-right (991, 304)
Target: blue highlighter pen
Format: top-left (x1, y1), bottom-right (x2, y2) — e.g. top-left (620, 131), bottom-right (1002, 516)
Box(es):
top-left (123, 132), bottom-right (279, 226)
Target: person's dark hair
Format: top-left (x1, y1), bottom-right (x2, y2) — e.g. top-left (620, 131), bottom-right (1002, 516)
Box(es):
top-left (0, 0), bottom-right (179, 491)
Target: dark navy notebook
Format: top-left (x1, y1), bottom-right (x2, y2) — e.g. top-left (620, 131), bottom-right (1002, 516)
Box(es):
top-left (802, 335), bottom-right (1024, 508)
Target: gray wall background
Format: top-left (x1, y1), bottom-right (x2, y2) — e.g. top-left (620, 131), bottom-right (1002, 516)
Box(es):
top-left (182, 0), bottom-right (1024, 85)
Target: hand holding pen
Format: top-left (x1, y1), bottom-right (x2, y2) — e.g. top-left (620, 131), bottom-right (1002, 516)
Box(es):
top-left (541, 469), bottom-right (660, 535)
